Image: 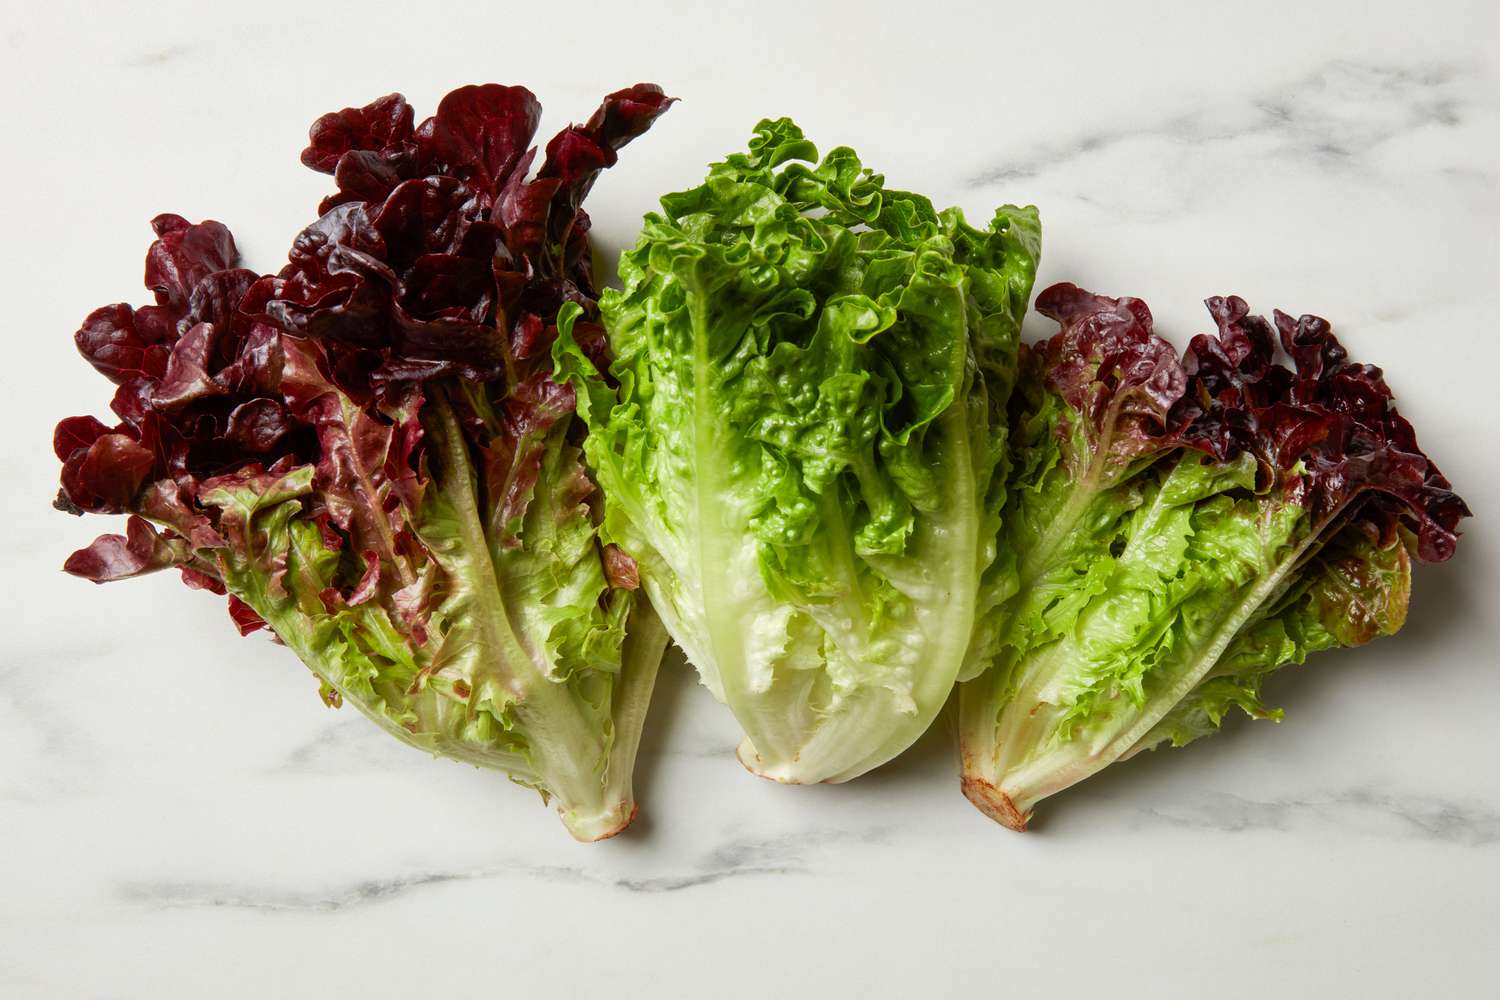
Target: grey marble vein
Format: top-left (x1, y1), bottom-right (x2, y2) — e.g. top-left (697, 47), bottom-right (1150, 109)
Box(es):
top-left (116, 828), bottom-right (889, 912)
top-left (967, 60), bottom-right (1480, 188)
top-left (118, 868), bottom-right (555, 913)
top-left (1136, 787), bottom-right (1500, 845)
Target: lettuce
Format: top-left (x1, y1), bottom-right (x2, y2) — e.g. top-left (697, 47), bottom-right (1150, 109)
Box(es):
top-left (957, 284), bottom-right (1469, 830)
top-left (54, 84), bottom-right (674, 841)
top-left (557, 120), bottom-right (1039, 783)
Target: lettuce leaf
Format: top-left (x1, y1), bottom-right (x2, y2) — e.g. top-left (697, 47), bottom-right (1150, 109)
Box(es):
top-left (557, 119), bottom-right (1039, 783)
top-left (957, 283), bottom-right (1468, 830)
top-left (55, 83), bottom-right (674, 841)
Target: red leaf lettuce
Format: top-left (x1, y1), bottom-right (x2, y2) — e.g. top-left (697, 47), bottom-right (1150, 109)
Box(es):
top-left (55, 83), bottom-right (674, 841)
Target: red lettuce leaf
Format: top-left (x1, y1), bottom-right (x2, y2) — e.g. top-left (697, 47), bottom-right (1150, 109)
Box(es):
top-left (144, 214), bottom-right (237, 313)
top-left (53, 415), bottom-right (112, 461)
top-left (226, 595), bottom-right (267, 635)
top-left (75, 304), bottom-right (171, 385)
top-left (1031, 282), bottom-right (1469, 563)
top-left (302, 93), bottom-right (415, 174)
top-left (1029, 282), bottom-right (1189, 484)
top-left (1172, 293), bottom-right (1468, 561)
top-left (58, 81), bottom-right (674, 635)
top-left (63, 515), bottom-right (181, 582)
top-left (417, 84), bottom-right (542, 203)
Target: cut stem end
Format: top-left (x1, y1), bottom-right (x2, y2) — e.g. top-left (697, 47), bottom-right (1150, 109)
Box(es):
top-left (559, 799), bottom-right (639, 843)
top-left (961, 775), bottom-right (1029, 832)
top-left (735, 740), bottom-right (809, 784)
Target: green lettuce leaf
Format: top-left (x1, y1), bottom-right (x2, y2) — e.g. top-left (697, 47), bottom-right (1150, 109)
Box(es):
top-left (557, 119), bottom-right (1039, 783)
top-left (1132, 519), bottom-right (1412, 753)
top-left (178, 372), bottom-right (669, 841)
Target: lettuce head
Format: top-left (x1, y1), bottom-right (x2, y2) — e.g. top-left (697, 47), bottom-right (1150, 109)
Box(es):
top-left (557, 119), bottom-right (1039, 783)
top-left (957, 284), bottom-right (1469, 830)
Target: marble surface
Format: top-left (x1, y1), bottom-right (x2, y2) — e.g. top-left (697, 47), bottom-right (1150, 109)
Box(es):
top-left (3, 1), bottom-right (1497, 996)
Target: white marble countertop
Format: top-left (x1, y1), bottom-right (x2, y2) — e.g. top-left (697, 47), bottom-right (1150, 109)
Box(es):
top-left (4, 2), bottom-right (1497, 996)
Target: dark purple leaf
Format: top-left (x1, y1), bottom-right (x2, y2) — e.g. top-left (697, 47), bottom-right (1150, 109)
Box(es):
top-left (63, 516), bottom-right (182, 581)
top-left (225, 397), bottom-right (293, 452)
top-left (180, 565), bottom-right (226, 594)
top-left (75, 304), bottom-right (169, 385)
top-left (301, 93), bottom-right (415, 174)
top-left (1030, 282), bottom-right (1188, 484)
top-left (1173, 293), bottom-right (1469, 561)
top-left (227, 595), bottom-right (267, 635)
top-left (150, 322), bottom-right (223, 411)
top-left (415, 84), bottom-right (541, 202)
top-left (53, 415), bottom-right (113, 461)
top-left (144, 214), bottom-right (237, 312)
top-left (60, 433), bottom-right (155, 512)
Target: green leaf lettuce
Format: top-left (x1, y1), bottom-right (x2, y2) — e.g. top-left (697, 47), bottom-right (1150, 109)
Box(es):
top-left (557, 119), bottom-right (1039, 783)
top-left (957, 284), bottom-right (1468, 830)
